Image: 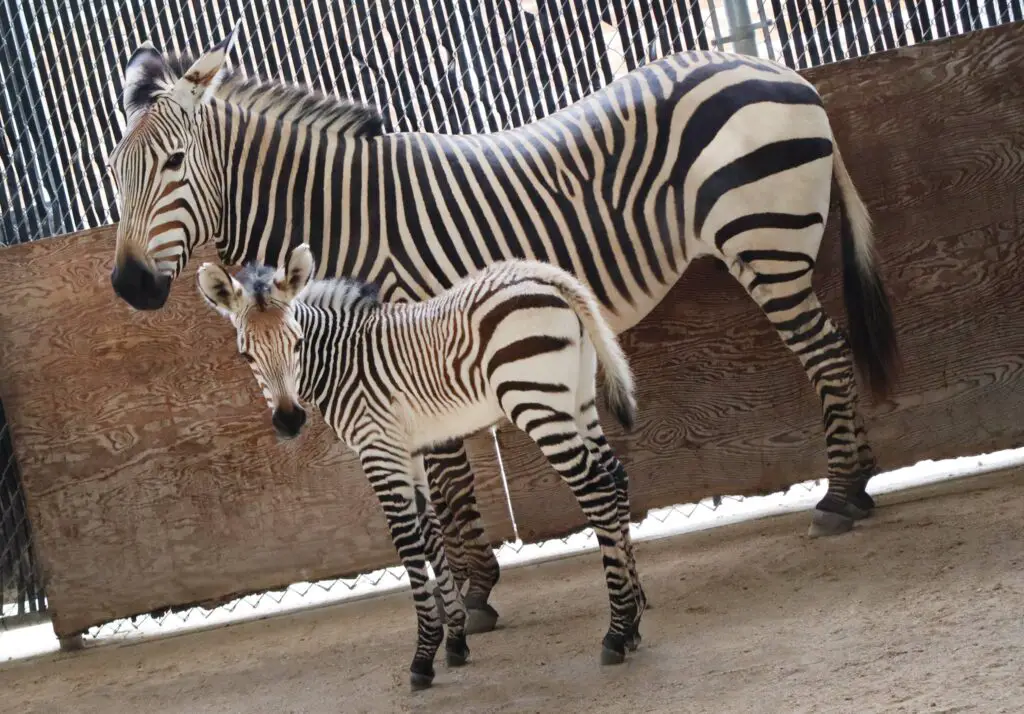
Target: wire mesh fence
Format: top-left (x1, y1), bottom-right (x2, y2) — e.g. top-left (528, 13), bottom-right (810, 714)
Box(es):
top-left (1, 0), bottom-right (1022, 631)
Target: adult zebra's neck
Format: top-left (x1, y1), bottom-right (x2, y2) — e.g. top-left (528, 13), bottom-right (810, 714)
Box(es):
top-left (204, 97), bottom-right (386, 281)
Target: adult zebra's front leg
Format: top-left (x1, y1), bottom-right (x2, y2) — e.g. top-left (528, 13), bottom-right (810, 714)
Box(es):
top-left (423, 440), bottom-right (502, 634)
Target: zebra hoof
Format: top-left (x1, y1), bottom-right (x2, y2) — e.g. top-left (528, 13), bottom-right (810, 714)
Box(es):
top-left (625, 630), bottom-right (642, 652)
top-left (600, 646), bottom-right (626, 665)
top-left (409, 672), bottom-right (434, 691)
top-left (808, 509), bottom-right (856, 538)
top-left (851, 490), bottom-right (876, 515)
top-left (445, 634), bottom-right (470, 667)
top-left (465, 603), bottom-right (500, 635)
top-left (409, 660), bottom-right (435, 691)
top-left (600, 633), bottom-right (627, 665)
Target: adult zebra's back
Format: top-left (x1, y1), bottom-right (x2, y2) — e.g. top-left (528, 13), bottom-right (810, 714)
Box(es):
top-left (107, 29), bottom-right (898, 626)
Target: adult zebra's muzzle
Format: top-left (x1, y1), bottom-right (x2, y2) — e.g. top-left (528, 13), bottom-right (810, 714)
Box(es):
top-left (271, 404), bottom-right (307, 440)
top-left (111, 255), bottom-right (172, 311)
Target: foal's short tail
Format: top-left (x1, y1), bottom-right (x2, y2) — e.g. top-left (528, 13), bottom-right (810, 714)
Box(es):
top-left (526, 263), bottom-right (637, 431)
top-left (833, 142), bottom-right (901, 400)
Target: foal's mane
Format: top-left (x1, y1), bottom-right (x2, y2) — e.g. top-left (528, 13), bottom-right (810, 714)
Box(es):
top-left (299, 276), bottom-right (382, 312)
top-left (234, 262), bottom-right (380, 312)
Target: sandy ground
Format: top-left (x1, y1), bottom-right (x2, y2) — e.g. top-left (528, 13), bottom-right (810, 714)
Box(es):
top-left (2, 468), bottom-right (1023, 714)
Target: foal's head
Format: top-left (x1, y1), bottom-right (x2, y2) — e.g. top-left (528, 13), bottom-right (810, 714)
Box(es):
top-left (197, 245), bottom-right (315, 439)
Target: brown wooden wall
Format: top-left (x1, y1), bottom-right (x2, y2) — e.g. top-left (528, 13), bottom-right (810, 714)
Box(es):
top-left (1, 23), bottom-right (1023, 638)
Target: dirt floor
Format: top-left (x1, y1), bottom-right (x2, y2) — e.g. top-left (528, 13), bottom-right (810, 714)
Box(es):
top-left (3, 469), bottom-right (1023, 714)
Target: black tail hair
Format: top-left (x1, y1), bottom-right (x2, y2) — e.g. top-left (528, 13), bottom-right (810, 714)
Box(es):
top-left (840, 210), bottom-right (900, 400)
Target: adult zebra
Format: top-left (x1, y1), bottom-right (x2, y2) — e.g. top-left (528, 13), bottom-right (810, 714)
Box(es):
top-left (107, 28), bottom-right (898, 628)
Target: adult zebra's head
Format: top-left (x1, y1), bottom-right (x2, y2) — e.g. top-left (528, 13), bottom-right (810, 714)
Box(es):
top-left (109, 28), bottom-right (239, 311)
top-left (197, 246), bottom-right (316, 440)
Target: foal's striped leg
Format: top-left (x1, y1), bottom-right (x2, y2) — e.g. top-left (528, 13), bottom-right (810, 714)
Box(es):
top-left (358, 445), bottom-right (444, 690)
top-left (425, 454), bottom-right (469, 613)
top-left (503, 392), bottom-right (638, 666)
top-left (423, 441), bottom-right (501, 635)
top-left (723, 252), bottom-right (878, 537)
top-left (579, 398), bottom-right (647, 648)
top-left (411, 471), bottom-right (469, 668)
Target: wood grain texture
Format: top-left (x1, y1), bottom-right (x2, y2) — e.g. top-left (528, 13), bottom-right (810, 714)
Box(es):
top-left (498, 23), bottom-right (1024, 542)
top-left (2, 23), bottom-right (1024, 636)
top-left (0, 234), bottom-right (513, 637)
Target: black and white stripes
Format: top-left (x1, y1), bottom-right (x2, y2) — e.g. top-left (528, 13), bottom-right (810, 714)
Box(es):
top-left (197, 247), bottom-right (645, 688)
top-left (108, 31), bottom-right (898, 625)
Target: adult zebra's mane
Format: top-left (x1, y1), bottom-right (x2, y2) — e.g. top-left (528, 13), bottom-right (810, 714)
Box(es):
top-left (149, 52), bottom-right (385, 137)
top-left (298, 276), bottom-right (382, 313)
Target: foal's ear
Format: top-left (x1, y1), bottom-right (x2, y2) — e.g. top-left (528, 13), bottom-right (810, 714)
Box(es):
top-left (169, 23), bottom-right (239, 115)
top-left (197, 262), bottom-right (244, 317)
top-left (273, 244), bottom-right (316, 303)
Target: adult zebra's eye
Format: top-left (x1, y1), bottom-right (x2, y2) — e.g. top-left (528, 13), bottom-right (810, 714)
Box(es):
top-left (164, 151), bottom-right (185, 171)
top-left (294, 339), bottom-right (304, 353)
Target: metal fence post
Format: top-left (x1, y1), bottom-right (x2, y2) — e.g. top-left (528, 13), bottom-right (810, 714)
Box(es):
top-left (723, 0), bottom-right (760, 56)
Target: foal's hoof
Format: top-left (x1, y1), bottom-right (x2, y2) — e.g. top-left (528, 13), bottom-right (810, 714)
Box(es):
top-left (409, 661), bottom-right (435, 691)
top-left (808, 509), bottom-right (856, 538)
top-left (445, 634), bottom-right (470, 667)
top-left (600, 634), bottom-right (627, 665)
top-left (600, 646), bottom-right (626, 665)
top-left (465, 602), bottom-right (500, 635)
top-left (625, 630), bottom-right (642, 652)
top-left (409, 672), bottom-right (434, 691)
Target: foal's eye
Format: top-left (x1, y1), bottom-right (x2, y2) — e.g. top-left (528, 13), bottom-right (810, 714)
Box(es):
top-left (240, 352), bottom-right (256, 363)
top-left (294, 339), bottom-right (304, 353)
top-left (163, 151), bottom-right (185, 171)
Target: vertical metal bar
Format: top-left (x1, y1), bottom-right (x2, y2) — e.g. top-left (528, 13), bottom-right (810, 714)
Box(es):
top-left (723, 0), bottom-right (759, 55)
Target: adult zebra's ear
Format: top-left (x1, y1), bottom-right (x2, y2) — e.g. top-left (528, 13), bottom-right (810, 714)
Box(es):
top-left (122, 41), bottom-right (171, 119)
top-left (273, 244), bottom-right (316, 303)
top-left (197, 262), bottom-right (244, 318)
top-left (169, 23), bottom-right (240, 116)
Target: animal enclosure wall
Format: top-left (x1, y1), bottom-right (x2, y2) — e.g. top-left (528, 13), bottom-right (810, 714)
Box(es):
top-left (0, 22), bottom-right (1023, 638)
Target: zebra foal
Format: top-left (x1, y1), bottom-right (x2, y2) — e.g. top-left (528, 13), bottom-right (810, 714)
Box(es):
top-left (197, 245), bottom-right (645, 689)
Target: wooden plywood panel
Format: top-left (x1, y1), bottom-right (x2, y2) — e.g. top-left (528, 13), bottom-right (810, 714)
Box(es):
top-left (500, 23), bottom-right (1024, 542)
top-left (0, 234), bottom-right (513, 637)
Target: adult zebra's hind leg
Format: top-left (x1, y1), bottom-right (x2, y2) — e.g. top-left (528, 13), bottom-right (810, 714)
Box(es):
top-left (724, 255), bottom-right (879, 537)
top-left (423, 441), bottom-right (501, 634)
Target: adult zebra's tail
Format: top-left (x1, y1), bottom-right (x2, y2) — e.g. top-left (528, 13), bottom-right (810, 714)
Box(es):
top-left (833, 143), bottom-right (900, 400)
top-left (528, 262), bottom-right (638, 431)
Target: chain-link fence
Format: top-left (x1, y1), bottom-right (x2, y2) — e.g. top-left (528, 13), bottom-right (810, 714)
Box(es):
top-left (1, 0), bottom-right (1022, 632)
